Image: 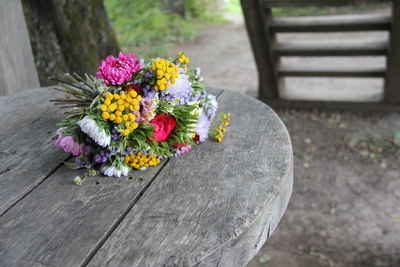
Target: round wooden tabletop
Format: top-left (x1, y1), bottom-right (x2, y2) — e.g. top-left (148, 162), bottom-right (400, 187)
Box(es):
top-left (0, 87), bottom-right (293, 267)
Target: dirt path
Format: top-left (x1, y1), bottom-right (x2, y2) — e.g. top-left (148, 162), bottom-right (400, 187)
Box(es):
top-left (176, 11), bottom-right (400, 267)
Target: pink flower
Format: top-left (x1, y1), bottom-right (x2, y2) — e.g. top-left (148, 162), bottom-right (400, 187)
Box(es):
top-left (149, 114), bottom-right (176, 143)
top-left (96, 52), bottom-right (142, 85)
top-left (55, 128), bottom-right (84, 156)
top-left (132, 97), bottom-right (156, 123)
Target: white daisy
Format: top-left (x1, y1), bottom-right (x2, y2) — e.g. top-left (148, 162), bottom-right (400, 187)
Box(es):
top-left (100, 164), bottom-right (130, 177)
top-left (77, 116), bottom-right (111, 147)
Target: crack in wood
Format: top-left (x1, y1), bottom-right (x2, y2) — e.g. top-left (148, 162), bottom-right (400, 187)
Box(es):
top-left (80, 159), bottom-right (170, 267)
top-left (0, 156), bottom-right (70, 217)
top-left (215, 248), bottom-right (224, 267)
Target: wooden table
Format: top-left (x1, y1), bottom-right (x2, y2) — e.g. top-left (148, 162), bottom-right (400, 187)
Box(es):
top-left (0, 87), bottom-right (293, 267)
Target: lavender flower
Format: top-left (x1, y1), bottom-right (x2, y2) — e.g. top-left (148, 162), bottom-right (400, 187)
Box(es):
top-left (195, 113), bottom-right (211, 142)
top-left (159, 73), bottom-right (193, 104)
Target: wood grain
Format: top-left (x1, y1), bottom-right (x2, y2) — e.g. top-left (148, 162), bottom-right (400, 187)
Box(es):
top-left (0, 0), bottom-right (39, 96)
top-left (273, 40), bottom-right (388, 57)
top-left (88, 90), bottom-right (293, 266)
top-left (278, 66), bottom-right (386, 78)
top-left (261, 0), bottom-right (357, 8)
top-left (270, 13), bottom-right (391, 32)
top-left (0, 87), bottom-right (69, 216)
top-left (0, 163), bottom-right (170, 267)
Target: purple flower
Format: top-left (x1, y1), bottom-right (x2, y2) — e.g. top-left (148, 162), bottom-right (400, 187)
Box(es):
top-left (159, 73), bottom-right (192, 103)
top-left (143, 85), bottom-right (157, 99)
top-left (194, 113), bottom-right (211, 142)
top-left (75, 158), bottom-right (87, 167)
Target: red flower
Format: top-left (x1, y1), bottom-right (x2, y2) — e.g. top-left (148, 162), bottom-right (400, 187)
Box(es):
top-left (122, 83), bottom-right (142, 95)
top-left (149, 114), bottom-right (176, 143)
top-left (173, 143), bottom-right (185, 149)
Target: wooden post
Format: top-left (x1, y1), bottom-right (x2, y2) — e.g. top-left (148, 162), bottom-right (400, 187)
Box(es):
top-left (240, 0), bottom-right (278, 101)
top-left (0, 0), bottom-right (39, 96)
top-left (384, 0), bottom-right (400, 104)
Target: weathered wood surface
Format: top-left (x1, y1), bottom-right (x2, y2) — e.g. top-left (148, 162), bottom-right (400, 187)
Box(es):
top-left (278, 66), bottom-right (386, 78)
top-left (384, 0), bottom-right (400, 103)
top-left (261, 0), bottom-right (360, 8)
top-left (88, 91), bottom-right (293, 266)
top-left (0, 87), bottom-right (69, 216)
top-left (0, 0), bottom-right (39, 96)
top-left (273, 40), bottom-right (388, 57)
top-left (0, 88), bottom-right (293, 266)
top-left (270, 13), bottom-right (391, 32)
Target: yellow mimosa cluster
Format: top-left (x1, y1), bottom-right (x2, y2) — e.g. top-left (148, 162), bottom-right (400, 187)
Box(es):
top-left (100, 91), bottom-right (141, 136)
top-left (177, 52), bottom-right (190, 70)
top-left (150, 58), bottom-right (179, 91)
top-left (124, 152), bottom-right (161, 169)
top-left (214, 113), bottom-right (231, 142)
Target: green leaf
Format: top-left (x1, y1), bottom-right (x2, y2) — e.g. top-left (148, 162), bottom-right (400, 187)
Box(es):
top-left (394, 131), bottom-right (400, 147)
top-left (64, 161), bottom-right (82, 170)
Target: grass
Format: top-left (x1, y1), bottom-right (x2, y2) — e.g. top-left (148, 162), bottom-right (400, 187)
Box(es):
top-left (104, 0), bottom-right (226, 58)
top-left (223, 0), bottom-right (242, 15)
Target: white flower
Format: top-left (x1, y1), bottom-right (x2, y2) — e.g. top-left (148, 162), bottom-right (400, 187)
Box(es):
top-left (77, 116), bottom-right (111, 147)
top-left (100, 164), bottom-right (130, 177)
top-left (208, 94), bottom-right (218, 109)
top-left (195, 67), bottom-right (201, 76)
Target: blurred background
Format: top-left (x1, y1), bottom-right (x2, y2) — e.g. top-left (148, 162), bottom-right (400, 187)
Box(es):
top-left (5, 0), bottom-right (400, 266)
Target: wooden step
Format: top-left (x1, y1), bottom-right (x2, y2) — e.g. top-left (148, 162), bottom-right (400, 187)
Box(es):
top-left (273, 40), bottom-right (388, 56)
top-left (270, 13), bottom-right (391, 33)
top-left (278, 66), bottom-right (386, 77)
top-left (262, 0), bottom-right (362, 8)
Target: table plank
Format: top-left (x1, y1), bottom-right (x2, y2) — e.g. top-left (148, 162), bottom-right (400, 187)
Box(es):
top-left (0, 163), bottom-right (168, 266)
top-left (0, 88), bottom-right (225, 266)
top-left (0, 87), bottom-right (69, 215)
top-left (87, 90), bottom-right (293, 266)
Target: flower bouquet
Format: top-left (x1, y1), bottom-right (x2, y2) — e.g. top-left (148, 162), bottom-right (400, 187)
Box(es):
top-left (52, 51), bottom-right (230, 181)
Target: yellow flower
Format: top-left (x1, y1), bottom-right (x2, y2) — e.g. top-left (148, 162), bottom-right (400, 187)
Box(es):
top-left (102, 112), bottom-right (110, 119)
top-left (100, 105), bottom-right (107, 111)
top-left (104, 99), bottom-right (111, 106)
top-left (118, 105), bottom-right (125, 112)
top-left (105, 93), bottom-right (113, 100)
top-left (108, 103), bottom-right (117, 111)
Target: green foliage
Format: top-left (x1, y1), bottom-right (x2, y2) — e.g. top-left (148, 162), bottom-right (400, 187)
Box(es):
top-left (394, 131), bottom-right (400, 147)
top-left (223, 0), bottom-right (242, 15)
top-left (345, 130), bottom-right (400, 164)
top-left (104, 0), bottom-right (225, 57)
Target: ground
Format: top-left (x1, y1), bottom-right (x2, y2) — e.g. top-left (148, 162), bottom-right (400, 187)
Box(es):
top-left (175, 10), bottom-right (400, 267)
